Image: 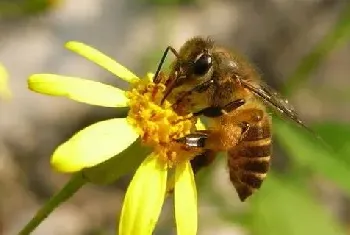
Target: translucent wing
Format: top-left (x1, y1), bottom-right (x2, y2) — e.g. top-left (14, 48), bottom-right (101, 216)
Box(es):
top-left (240, 78), bottom-right (329, 147)
top-left (240, 79), bottom-right (309, 130)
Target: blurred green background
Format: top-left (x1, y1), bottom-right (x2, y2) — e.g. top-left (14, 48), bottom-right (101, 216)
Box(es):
top-left (0, 0), bottom-right (350, 234)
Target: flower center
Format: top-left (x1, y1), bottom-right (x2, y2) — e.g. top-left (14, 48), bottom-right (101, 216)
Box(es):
top-left (126, 74), bottom-right (200, 168)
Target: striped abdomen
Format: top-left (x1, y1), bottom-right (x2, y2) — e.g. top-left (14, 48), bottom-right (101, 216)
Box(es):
top-left (227, 111), bottom-right (272, 201)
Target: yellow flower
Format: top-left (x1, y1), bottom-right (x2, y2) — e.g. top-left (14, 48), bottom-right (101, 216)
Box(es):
top-left (0, 63), bottom-right (12, 99)
top-left (28, 41), bottom-right (203, 235)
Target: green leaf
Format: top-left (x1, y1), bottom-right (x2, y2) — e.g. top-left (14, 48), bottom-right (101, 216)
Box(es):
top-left (0, 0), bottom-right (57, 17)
top-left (249, 174), bottom-right (345, 235)
top-left (313, 122), bottom-right (350, 157)
top-left (83, 138), bottom-right (152, 184)
top-left (283, 2), bottom-right (350, 95)
top-left (274, 119), bottom-right (350, 195)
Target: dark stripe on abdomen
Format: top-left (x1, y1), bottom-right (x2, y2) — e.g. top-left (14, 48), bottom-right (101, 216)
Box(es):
top-left (240, 172), bottom-right (264, 188)
top-left (241, 117), bottom-right (271, 142)
top-left (242, 159), bottom-right (270, 174)
top-left (227, 116), bottom-right (272, 201)
top-left (236, 144), bottom-right (271, 158)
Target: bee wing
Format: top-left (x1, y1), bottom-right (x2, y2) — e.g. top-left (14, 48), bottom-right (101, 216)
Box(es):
top-left (240, 79), bottom-right (308, 129)
top-left (241, 79), bottom-right (330, 148)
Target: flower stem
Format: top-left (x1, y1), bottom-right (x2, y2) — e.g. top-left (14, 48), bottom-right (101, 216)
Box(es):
top-left (18, 172), bottom-right (86, 235)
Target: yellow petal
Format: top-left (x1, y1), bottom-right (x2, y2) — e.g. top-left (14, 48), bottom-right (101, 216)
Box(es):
top-left (119, 154), bottom-right (167, 235)
top-left (65, 41), bottom-right (139, 83)
top-left (0, 63), bottom-right (12, 99)
top-left (83, 139), bottom-right (151, 185)
top-left (28, 74), bottom-right (128, 107)
top-left (51, 118), bottom-right (138, 172)
top-left (195, 118), bottom-right (206, 130)
top-left (174, 161), bottom-right (198, 235)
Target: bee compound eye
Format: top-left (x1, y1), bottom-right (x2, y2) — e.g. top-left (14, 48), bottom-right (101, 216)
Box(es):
top-left (193, 53), bottom-right (212, 76)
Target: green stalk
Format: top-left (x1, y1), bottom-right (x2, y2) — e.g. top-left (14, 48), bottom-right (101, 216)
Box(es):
top-left (18, 173), bottom-right (86, 235)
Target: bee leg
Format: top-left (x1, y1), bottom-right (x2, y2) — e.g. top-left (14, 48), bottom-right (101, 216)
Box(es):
top-left (176, 99), bottom-right (248, 150)
top-left (223, 99), bottom-right (246, 114)
top-left (172, 79), bottom-right (215, 108)
top-left (193, 99), bottom-right (245, 118)
top-left (175, 99), bottom-right (247, 152)
top-left (192, 79), bottom-right (215, 93)
top-left (154, 46), bottom-right (179, 83)
top-left (190, 150), bottom-right (217, 174)
top-left (175, 132), bottom-right (208, 148)
top-left (193, 106), bottom-right (222, 117)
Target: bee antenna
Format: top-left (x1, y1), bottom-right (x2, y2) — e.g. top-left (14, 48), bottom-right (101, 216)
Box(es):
top-left (154, 46), bottom-right (179, 84)
top-left (161, 77), bottom-right (177, 104)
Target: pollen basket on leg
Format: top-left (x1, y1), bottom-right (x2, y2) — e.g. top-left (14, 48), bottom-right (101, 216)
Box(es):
top-left (125, 77), bottom-right (199, 167)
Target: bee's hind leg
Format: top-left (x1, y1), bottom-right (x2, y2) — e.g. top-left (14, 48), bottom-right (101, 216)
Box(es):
top-left (190, 149), bottom-right (217, 174)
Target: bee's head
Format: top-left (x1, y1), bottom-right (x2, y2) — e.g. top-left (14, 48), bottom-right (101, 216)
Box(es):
top-left (172, 37), bottom-right (214, 85)
top-left (164, 37), bottom-right (216, 115)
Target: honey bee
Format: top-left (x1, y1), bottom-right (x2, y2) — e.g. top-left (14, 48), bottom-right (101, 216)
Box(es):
top-left (154, 37), bottom-right (313, 201)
